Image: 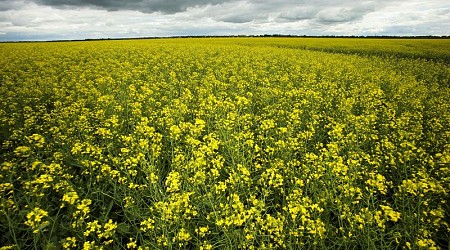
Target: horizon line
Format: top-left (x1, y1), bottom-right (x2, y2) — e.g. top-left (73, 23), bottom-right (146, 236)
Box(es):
top-left (1, 34), bottom-right (450, 43)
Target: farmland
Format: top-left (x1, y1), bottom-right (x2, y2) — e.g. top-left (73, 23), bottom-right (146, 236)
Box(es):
top-left (1, 37), bottom-right (449, 249)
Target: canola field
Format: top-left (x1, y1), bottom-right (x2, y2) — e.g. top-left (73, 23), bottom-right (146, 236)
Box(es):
top-left (1, 38), bottom-right (450, 249)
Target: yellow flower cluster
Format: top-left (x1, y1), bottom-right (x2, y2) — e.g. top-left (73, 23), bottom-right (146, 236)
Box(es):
top-left (25, 207), bottom-right (50, 234)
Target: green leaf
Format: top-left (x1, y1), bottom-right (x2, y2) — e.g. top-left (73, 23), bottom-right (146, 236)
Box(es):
top-left (117, 222), bottom-right (130, 234)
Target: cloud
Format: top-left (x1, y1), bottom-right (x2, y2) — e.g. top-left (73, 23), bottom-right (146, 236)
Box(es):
top-left (278, 7), bottom-right (317, 21)
top-left (0, 0), bottom-right (28, 11)
top-left (198, 1), bottom-right (264, 23)
top-left (33, 0), bottom-right (240, 14)
top-left (315, 4), bottom-right (377, 23)
top-left (0, 0), bottom-right (449, 41)
top-left (192, 0), bottom-right (384, 24)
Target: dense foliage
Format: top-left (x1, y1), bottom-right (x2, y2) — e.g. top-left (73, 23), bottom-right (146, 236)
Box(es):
top-left (1, 38), bottom-right (449, 249)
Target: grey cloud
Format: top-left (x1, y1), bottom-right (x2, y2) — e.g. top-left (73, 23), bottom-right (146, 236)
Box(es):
top-left (381, 25), bottom-right (422, 36)
top-left (205, 2), bottom-right (270, 23)
top-left (315, 1), bottom-right (378, 23)
top-left (278, 7), bottom-right (317, 21)
top-left (0, 0), bottom-right (27, 11)
top-left (196, 0), bottom-right (386, 24)
top-left (33, 0), bottom-right (240, 13)
top-left (433, 7), bottom-right (450, 16)
top-left (218, 15), bottom-right (254, 23)
top-left (382, 21), bottom-right (450, 36)
top-left (316, 7), bottom-right (366, 23)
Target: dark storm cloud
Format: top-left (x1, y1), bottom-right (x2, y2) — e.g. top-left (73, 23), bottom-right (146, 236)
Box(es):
top-left (33, 0), bottom-right (240, 13)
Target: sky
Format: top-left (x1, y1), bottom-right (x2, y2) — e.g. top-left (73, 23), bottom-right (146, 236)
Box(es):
top-left (0, 0), bottom-right (449, 41)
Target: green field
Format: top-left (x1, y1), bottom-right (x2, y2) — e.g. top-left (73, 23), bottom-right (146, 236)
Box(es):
top-left (1, 38), bottom-right (449, 249)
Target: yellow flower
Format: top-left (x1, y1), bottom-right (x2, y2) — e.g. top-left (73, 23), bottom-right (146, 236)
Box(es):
top-left (196, 226), bottom-right (209, 237)
top-left (14, 146), bottom-right (31, 157)
top-left (61, 191), bottom-right (79, 207)
top-left (25, 207), bottom-right (50, 234)
top-left (416, 238), bottom-right (438, 249)
top-left (27, 133), bottom-right (45, 147)
top-left (127, 238), bottom-right (137, 249)
top-left (175, 228), bottom-right (191, 246)
top-left (62, 237), bottom-right (77, 249)
top-left (0, 245), bottom-right (17, 250)
top-left (98, 219), bottom-right (117, 240)
top-left (82, 241), bottom-right (102, 250)
top-left (140, 218), bottom-right (155, 232)
top-left (170, 125), bottom-right (183, 139)
top-left (380, 205), bottom-right (401, 222)
top-left (84, 220), bottom-right (101, 236)
top-left (200, 241), bottom-right (213, 250)
top-left (165, 171), bottom-right (181, 193)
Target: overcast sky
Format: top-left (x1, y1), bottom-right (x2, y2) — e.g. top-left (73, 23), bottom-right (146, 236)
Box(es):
top-left (0, 0), bottom-right (449, 41)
